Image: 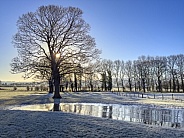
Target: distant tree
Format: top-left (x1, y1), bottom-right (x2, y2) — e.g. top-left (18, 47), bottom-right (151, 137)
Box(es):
top-left (101, 72), bottom-right (107, 91)
top-left (72, 64), bottom-right (83, 92)
top-left (99, 60), bottom-right (108, 91)
top-left (106, 60), bottom-right (113, 91)
top-left (132, 60), bottom-right (139, 92)
top-left (11, 5), bottom-right (100, 98)
top-left (176, 54), bottom-right (184, 92)
top-left (145, 56), bottom-right (154, 91)
top-left (119, 60), bottom-right (125, 91)
top-left (137, 56), bottom-right (151, 92)
top-left (167, 55), bottom-right (178, 92)
top-left (125, 60), bottom-right (133, 92)
top-left (84, 61), bottom-right (100, 91)
top-left (31, 57), bottom-right (54, 93)
top-left (107, 70), bottom-right (112, 91)
top-left (152, 56), bottom-right (167, 92)
top-left (114, 60), bottom-right (121, 91)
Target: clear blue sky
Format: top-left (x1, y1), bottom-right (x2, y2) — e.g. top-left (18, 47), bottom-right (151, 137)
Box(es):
top-left (0, 0), bottom-right (184, 82)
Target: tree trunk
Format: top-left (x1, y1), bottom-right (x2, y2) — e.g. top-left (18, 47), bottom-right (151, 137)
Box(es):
top-left (142, 78), bottom-right (146, 93)
top-left (48, 79), bottom-right (53, 93)
top-left (177, 79), bottom-right (180, 92)
top-left (134, 82), bottom-right (136, 92)
top-left (90, 83), bottom-right (93, 92)
top-left (173, 77), bottom-right (176, 92)
top-left (129, 78), bottom-right (132, 92)
top-left (79, 76), bottom-right (82, 91)
top-left (74, 72), bottom-right (77, 92)
top-left (138, 81), bottom-right (141, 91)
top-left (151, 79), bottom-right (154, 92)
top-left (102, 73), bottom-right (107, 91)
top-left (146, 79), bottom-right (150, 92)
top-left (169, 79), bottom-right (172, 92)
top-left (158, 77), bottom-right (162, 92)
top-left (104, 80), bottom-right (107, 91)
top-left (108, 71), bottom-right (112, 91)
top-left (181, 77), bottom-right (184, 92)
top-left (53, 104), bottom-right (60, 111)
top-left (117, 83), bottom-right (119, 92)
top-left (53, 68), bottom-right (61, 99)
top-left (53, 98), bottom-right (61, 111)
top-left (116, 78), bottom-right (119, 92)
top-left (121, 79), bottom-right (124, 92)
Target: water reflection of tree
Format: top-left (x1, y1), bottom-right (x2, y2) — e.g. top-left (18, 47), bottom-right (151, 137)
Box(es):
top-left (58, 103), bottom-right (184, 129)
top-left (139, 108), bottom-right (182, 128)
top-left (53, 104), bottom-right (60, 111)
top-left (102, 106), bottom-right (108, 118)
top-left (109, 106), bottom-right (113, 119)
top-left (101, 106), bottom-right (113, 118)
top-left (171, 110), bottom-right (181, 128)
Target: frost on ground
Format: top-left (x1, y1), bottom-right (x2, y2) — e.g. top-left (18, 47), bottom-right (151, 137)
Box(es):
top-left (61, 92), bottom-right (184, 108)
top-left (1, 110), bottom-right (184, 138)
top-left (0, 91), bottom-right (184, 137)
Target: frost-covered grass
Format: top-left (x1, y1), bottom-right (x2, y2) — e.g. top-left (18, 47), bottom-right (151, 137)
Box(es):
top-left (61, 92), bottom-right (184, 108)
top-left (1, 110), bottom-right (184, 138)
top-left (0, 86), bottom-right (32, 91)
top-left (1, 91), bottom-right (184, 137)
top-left (0, 90), bottom-right (48, 108)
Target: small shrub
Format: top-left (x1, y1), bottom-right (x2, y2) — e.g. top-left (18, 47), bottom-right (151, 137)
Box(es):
top-left (26, 86), bottom-right (29, 91)
top-left (13, 86), bottom-right (17, 91)
top-left (35, 86), bottom-right (39, 91)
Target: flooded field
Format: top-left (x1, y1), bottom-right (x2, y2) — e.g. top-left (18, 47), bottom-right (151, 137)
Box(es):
top-left (10, 103), bottom-right (184, 129)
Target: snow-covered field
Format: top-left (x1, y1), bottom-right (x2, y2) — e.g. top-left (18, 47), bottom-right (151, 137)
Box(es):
top-left (1, 91), bottom-right (184, 137)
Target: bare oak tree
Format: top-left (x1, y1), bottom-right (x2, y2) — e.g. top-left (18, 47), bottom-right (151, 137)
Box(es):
top-left (11, 5), bottom-right (100, 98)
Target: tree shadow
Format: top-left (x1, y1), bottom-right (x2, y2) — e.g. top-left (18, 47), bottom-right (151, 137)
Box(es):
top-left (0, 93), bottom-right (52, 108)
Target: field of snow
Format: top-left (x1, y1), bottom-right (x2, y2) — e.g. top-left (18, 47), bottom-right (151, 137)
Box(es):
top-left (0, 90), bottom-right (184, 137)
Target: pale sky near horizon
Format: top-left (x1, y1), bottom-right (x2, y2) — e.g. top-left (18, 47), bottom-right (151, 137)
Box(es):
top-left (0, 0), bottom-right (184, 82)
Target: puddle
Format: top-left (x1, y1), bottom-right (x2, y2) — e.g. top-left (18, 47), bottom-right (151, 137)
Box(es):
top-left (10, 103), bottom-right (184, 129)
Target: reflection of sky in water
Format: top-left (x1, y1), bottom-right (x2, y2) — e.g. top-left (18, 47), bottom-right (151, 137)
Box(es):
top-left (11, 103), bottom-right (184, 129)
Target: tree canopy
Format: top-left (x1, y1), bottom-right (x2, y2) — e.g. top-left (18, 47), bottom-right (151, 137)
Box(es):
top-left (11, 5), bottom-right (101, 98)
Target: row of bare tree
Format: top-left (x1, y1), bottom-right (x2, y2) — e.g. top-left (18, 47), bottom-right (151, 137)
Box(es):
top-left (95, 54), bottom-right (184, 92)
top-left (44, 54), bottom-right (183, 93)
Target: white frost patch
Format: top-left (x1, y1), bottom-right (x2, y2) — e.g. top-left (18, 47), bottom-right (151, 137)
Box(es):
top-left (10, 104), bottom-right (53, 111)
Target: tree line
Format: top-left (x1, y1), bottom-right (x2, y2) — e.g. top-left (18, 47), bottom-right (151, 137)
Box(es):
top-left (47, 54), bottom-right (184, 93)
top-left (92, 54), bottom-right (184, 93)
